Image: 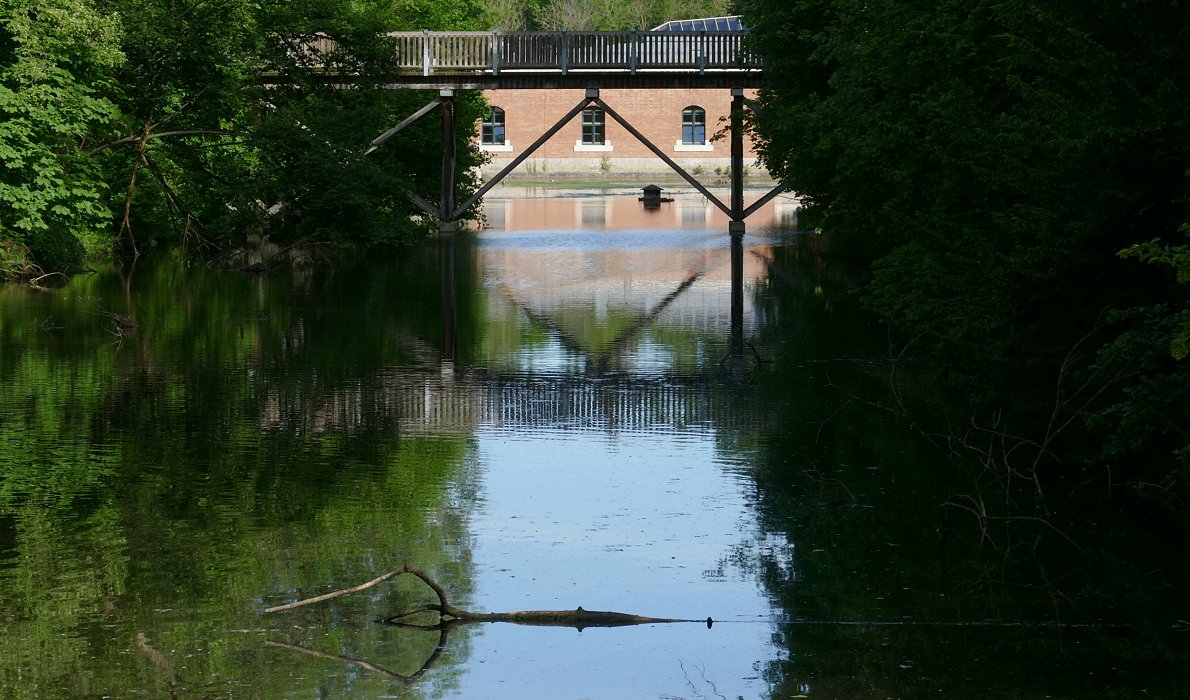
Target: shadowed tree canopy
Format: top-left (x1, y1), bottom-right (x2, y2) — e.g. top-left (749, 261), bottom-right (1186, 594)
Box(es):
top-left (483, 0), bottom-right (732, 31)
top-left (738, 0), bottom-right (1190, 486)
top-left (1, 0), bottom-right (489, 274)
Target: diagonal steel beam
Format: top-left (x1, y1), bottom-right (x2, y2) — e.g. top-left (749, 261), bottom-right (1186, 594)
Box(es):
top-left (402, 188), bottom-right (439, 218)
top-left (594, 98), bottom-right (733, 219)
top-left (365, 99), bottom-right (440, 155)
top-left (450, 93), bottom-right (597, 220)
top-left (743, 183), bottom-right (789, 219)
top-left (742, 97), bottom-right (764, 116)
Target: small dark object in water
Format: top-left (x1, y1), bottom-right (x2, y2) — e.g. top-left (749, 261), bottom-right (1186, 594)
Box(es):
top-left (639, 184), bottom-right (674, 209)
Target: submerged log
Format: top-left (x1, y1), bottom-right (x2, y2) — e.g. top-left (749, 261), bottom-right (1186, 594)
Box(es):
top-left (265, 565), bottom-right (712, 630)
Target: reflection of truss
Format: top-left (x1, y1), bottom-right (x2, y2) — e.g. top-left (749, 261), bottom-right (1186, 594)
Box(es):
top-left (499, 266), bottom-right (704, 373)
top-left (482, 237), bottom-right (770, 337)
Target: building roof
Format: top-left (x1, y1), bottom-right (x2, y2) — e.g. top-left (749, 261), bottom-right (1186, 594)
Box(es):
top-left (651, 16), bottom-right (746, 32)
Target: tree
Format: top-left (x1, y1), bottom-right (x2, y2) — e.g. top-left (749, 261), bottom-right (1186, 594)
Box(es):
top-left (0, 0), bottom-right (123, 272)
top-left (739, 0), bottom-right (1190, 479)
top-left (2, 0), bottom-right (494, 276)
top-left (89, 0), bottom-right (489, 252)
top-left (488, 0), bottom-right (731, 31)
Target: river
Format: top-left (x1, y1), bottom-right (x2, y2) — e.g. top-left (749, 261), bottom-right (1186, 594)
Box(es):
top-left (0, 185), bottom-right (1185, 698)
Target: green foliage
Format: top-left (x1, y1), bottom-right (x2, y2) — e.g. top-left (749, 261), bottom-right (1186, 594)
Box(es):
top-left (1087, 305), bottom-right (1190, 484)
top-left (22, 225), bottom-right (85, 271)
top-left (740, 0), bottom-right (1190, 479)
top-left (1089, 221), bottom-right (1190, 484)
top-left (485, 0), bottom-right (731, 31)
top-left (2, 0), bottom-right (493, 276)
top-left (1119, 224), bottom-right (1190, 359)
top-left (0, 238), bottom-right (29, 276)
top-left (0, 0), bottom-right (123, 268)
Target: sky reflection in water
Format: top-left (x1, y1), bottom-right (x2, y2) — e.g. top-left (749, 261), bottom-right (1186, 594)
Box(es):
top-left (446, 186), bottom-right (789, 698)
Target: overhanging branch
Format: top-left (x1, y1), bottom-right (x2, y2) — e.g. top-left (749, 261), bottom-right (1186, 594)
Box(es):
top-left (89, 130), bottom-right (242, 156)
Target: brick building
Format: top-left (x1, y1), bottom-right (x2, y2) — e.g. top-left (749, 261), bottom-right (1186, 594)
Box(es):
top-left (476, 86), bottom-right (763, 178)
top-left (473, 16), bottom-right (764, 178)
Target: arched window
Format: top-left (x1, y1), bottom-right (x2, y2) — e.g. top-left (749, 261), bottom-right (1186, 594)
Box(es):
top-left (482, 107), bottom-right (506, 145)
top-left (582, 108), bottom-right (606, 145)
top-left (682, 106), bottom-right (706, 145)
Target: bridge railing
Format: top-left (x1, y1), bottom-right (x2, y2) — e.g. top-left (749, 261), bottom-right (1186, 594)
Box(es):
top-left (354, 30), bottom-right (757, 76)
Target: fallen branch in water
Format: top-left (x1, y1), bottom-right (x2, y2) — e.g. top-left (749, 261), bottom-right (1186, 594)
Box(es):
top-left (265, 565), bottom-right (712, 630)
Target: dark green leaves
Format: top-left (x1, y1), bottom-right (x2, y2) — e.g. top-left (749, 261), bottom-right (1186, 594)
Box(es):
top-left (740, 0), bottom-right (1190, 478)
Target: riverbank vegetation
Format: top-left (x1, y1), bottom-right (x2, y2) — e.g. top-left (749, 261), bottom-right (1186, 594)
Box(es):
top-left (484, 0), bottom-right (731, 32)
top-left (740, 1), bottom-right (1189, 505)
top-left (1, 0), bottom-right (739, 281)
top-left (0, 0), bottom-right (490, 278)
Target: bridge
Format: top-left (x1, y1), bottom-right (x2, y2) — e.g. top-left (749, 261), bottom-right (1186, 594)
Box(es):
top-left (318, 24), bottom-right (780, 359)
top-left (301, 30), bottom-right (762, 89)
top-left (348, 27), bottom-right (780, 228)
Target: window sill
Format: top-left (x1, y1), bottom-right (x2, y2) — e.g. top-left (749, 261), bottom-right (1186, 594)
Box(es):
top-left (479, 142), bottom-right (513, 152)
top-left (574, 141), bottom-right (613, 152)
top-left (674, 141), bottom-right (714, 152)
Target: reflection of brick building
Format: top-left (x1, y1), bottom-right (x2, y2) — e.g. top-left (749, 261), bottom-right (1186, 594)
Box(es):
top-left (482, 187), bottom-right (799, 231)
top-left (476, 87), bottom-right (762, 177)
top-left (474, 16), bottom-right (763, 178)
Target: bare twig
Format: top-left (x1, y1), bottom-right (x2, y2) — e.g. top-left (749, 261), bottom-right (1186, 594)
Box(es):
top-left (29, 271), bottom-right (68, 287)
top-left (265, 567), bottom-right (416, 614)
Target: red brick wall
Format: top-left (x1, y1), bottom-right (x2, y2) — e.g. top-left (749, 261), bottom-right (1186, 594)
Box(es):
top-left (476, 87), bottom-right (763, 176)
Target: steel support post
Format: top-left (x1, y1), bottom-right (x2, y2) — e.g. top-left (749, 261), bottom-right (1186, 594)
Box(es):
top-left (440, 90), bottom-right (457, 230)
top-left (730, 87), bottom-right (745, 237)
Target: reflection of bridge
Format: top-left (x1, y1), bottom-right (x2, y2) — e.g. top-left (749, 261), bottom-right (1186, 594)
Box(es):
top-left (262, 371), bottom-right (773, 436)
top-left (481, 230), bottom-right (772, 340)
top-left (259, 218), bottom-right (778, 437)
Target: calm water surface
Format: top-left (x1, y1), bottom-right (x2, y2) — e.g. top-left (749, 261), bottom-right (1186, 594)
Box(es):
top-left (1, 186), bottom-right (1186, 698)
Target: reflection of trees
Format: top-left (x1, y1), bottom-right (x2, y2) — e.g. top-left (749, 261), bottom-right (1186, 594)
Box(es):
top-left (738, 232), bottom-right (1190, 699)
top-left (0, 248), bottom-right (482, 698)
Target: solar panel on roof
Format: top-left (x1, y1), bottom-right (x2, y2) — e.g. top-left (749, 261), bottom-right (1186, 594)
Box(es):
top-left (651, 15), bottom-right (745, 32)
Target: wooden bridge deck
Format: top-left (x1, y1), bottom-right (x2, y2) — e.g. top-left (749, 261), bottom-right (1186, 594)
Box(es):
top-left (301, 30), bottom-right (762, 89)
